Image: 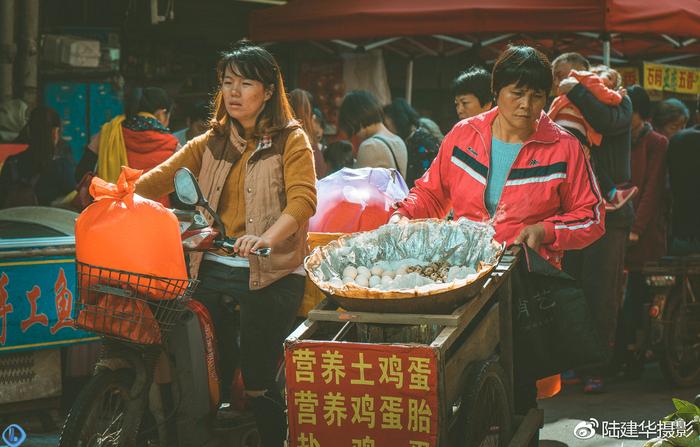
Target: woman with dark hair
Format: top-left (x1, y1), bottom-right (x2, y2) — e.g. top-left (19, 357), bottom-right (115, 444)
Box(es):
top-left (652, 98), bottom-right (689, 140)
top-left (289, 88), bottom-right (327, 177)
top-left (173, 100), bottom-right (210, 147)
top-left (135, 40), bottom-right (316, 447)
top-left (383, 98), bottom-right (441, 186)
top-left (338, 90), bottom-right (408, 178)
top-left (0, 106), bottom-right (75, 207)
top-left (323, 140), bottom-right (354, 173)
top-left (75, 86), bottom-right (179, 206)
top-left (391, 45), bottom-right (605, 429)
top-left (452, 66), bottom-right (493, 120)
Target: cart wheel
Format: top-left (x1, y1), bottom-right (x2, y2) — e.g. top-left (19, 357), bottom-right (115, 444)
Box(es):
top-left (458, 360), bottom-right (512, 447)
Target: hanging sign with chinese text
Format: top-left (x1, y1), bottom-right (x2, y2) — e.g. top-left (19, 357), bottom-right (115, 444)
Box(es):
top-left (0, 256), bottom-right (97, 352)
top-left (286, 341), bottom-right (439, 447)
top-left (643, 62), bottom-right (700, 94)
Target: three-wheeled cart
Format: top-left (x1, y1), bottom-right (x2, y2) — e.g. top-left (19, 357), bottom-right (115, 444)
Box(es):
top-left (284, 249), bottom-right (542, 447)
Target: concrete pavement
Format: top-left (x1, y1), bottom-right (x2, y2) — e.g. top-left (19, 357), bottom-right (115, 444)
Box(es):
top-left (539, 363), bottom-right (700, 447)
top-left (16, 363), bottom-right (700, 446)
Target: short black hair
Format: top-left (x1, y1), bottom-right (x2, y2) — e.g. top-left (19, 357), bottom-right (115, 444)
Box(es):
top-left (338, 90), bottom-right (383, 137)
top-left (452, 67), bottom-right (493, 107)
top-left (492, 46), bottom-right (553, 96)
top-left (125, 87), bottom-right (172, 119)
top-left (626, 85), bottom-right (651, 120)
top-left (383, 98), bottom-right (419, 140)
top-left (652, 98), bottom-right (690, 129)
top-left (323, 140), bottom-right (354, 173)
top-left (552, 52), bottom-right (591, 71)
top-left (188, 100), bottom-right (210, 123)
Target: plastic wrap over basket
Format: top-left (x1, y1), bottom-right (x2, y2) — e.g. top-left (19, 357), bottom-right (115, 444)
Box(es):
top-left (304, 218), bottom-right (504, 313)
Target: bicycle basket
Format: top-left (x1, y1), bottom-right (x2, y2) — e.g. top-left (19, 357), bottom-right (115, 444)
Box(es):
top-left (74, 262), bottom-right (198, 345)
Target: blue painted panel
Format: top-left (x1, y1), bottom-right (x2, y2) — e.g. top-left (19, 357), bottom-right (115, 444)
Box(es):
top-left (44, 83), bottom-right (88, 163)
top-left (89, 83), bottom-right (123, 139)
top-left (0, 256), bottom-right (97, 353)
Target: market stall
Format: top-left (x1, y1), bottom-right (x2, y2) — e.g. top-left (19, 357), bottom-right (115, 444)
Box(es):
top-left (287, 247), bottom-right (537, 446)
top-left (285, 220), bottom-right (540, 446)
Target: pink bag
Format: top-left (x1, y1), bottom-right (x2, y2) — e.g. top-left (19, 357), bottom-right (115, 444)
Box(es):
top-left (309, 167), bottom-right (408, 233)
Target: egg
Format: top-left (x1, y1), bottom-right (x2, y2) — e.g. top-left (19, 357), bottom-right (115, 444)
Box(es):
top-left (396, 266), bottom-right (408, 276)
top-left (342, 266), bottom-right (358, 279)
top-left (343, 276), bottom-right (355, 285)
top-left (392, 274), bottom-right (409, 289)
top-left (370, 265), bottom-right (384, 276)
top-left (447, 266), bottom-right (461, 282)
top-left (381, 275), bottom-right (393, 286)
top-left (356, 266), bottom-right (371, 278)
top-left (383, 270), bottom-right (395, 279)
top-left (355, 275), bottom-right (370, 287)
top-left (369, 275), bottom-right (382, 288)
top-left (328, 278), bottom-right (343, 288)
top-left (355, 275), bottom-right (369, 287)
top-left (455, 266), bottom-right (469, 280)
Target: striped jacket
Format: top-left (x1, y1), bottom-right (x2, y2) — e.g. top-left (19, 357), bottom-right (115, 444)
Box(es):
top-left (396, 107), bottom-right (605, 268)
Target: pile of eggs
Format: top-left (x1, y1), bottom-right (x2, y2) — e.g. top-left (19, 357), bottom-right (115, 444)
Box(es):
top-left (326, 259), bottom-right (478, 291)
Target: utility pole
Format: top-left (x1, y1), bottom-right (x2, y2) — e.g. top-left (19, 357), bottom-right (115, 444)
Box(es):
top-left (18, 0), bottom-right (39, 106)
top-left (0, 0), bottom-right (16, 101)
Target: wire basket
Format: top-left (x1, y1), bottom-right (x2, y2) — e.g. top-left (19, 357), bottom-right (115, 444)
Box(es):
top-left (74, 262), bottom-right (198, 345)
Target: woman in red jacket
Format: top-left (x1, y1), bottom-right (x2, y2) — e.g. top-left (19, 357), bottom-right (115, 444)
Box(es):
top-left (391, 46), bottom-right (605, 436)
top-left (392, 46), bottom-right (604, 268)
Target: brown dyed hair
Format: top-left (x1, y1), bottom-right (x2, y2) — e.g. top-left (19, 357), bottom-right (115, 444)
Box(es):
top-left (288, 89), bottom-right (318, 148)
top-left (210, 40), bottom-right (295, 137)
top-left (338, 90), bottom-right (384, 137)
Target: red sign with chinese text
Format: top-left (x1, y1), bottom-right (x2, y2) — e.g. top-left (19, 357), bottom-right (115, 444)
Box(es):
top-left (286, 341), bottom-right (439, 447)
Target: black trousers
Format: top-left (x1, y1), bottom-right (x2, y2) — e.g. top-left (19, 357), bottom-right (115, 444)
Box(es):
top-left (563, 227), bottom-right (628, 376)
top-left (196, 261), bottom-right (305, 447)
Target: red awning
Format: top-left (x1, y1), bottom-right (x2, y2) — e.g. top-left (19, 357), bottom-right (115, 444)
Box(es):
top-left (606, 0), bottom-right (700, 37)
top-left (250, 0), bottom-right (700, 42)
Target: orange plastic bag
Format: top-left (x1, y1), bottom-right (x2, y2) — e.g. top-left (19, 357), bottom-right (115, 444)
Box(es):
top-left (536, 374), bottom-right (561, 399)
top-left (75, 166), bottom-right (188, 300)
top-left (76, 294), bottom-right (161, 344)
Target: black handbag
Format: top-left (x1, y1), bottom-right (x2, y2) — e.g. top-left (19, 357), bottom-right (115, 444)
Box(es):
top-left (512, 244), bottom-right (606, 380)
